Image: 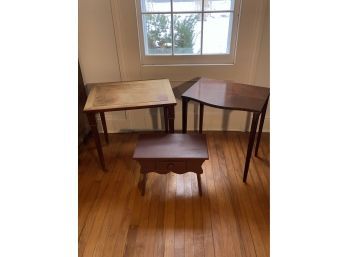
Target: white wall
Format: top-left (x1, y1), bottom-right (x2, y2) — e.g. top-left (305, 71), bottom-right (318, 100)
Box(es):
top-left (78, 0), bottom-right (121, 83)
top-left (79, 0), bottom-right (270, 132)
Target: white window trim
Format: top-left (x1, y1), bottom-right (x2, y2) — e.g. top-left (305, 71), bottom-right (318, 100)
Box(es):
top-left (135, 0), bottom-right (242, 66)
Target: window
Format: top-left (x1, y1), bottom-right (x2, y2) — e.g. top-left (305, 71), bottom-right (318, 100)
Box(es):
top-left (136, 0), bottom-right (242, 65)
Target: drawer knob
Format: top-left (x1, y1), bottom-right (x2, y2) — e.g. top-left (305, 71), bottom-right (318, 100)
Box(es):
top-left (167, 163), bottom-right (174, 170)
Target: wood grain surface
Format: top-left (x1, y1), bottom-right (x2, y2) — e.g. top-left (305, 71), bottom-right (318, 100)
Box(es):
top-left (79, 132), bottom-right (270, 257)
top-left (133, 134), bottom-right (208, 160)
top-left (182, 77), bottom-right (269, 112)
top-left (84, 79), bottom-right (176, 112)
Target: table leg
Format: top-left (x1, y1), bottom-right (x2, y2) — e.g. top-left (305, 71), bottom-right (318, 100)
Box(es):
top-left (163, 106), bottom-right (168, 133)
top-left (182, 97), bottom-right (189, 133)
top-left (168, 105), bottom-right (175, 133)
top-left (199, 103), bottom-right (204, 134)
top-left (87, 112), bottom-right (106, 171)
top-left (243, 112), bottom-right (260, 182)
top-left (100, 112), bottom-right (109, 144)
top-left (255, 97), bottom-right (269, 157)
top-left (196, 173), bottom-right (202, 196)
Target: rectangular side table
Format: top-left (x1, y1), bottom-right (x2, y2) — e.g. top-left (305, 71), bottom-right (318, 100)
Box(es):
top-left (84, 79), bottom-right (177, 171)
top-left (133, 134), bottom-right (209, 196)
top-left (182, 77), bottom-right (269, 182)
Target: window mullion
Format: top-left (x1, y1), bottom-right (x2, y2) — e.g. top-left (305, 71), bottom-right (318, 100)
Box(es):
top-left (171, 0), bottom-right (174, 56)
top-left (200, 0), bottom-right (204, 55)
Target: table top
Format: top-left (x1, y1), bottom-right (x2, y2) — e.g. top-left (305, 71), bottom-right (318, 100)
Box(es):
top-left (133, 134), bottom-right (209, 160)
top-left (182, 77), bottom-right (270, 112)
top-left (84, 79), bottom-right (176, 112)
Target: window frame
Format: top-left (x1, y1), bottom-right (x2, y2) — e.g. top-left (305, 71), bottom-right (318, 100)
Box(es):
top-left (135, 0), bottom-right (242, 66)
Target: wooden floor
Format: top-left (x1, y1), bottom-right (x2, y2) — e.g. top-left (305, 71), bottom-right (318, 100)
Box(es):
top-left (78, 132), bottom-right (270, 257)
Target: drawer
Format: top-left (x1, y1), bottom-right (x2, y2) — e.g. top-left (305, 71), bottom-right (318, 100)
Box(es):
top-left (156, 160), bottom-right (186, 172)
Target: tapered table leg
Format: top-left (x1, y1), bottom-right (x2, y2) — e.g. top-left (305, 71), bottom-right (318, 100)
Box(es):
top-left (168, 104), bottom-right (175, 133)
top-left (243, 112), bottom-right (260, 182)
top-left (163, 106), bottom-right (168, 133)
top-left (255, 97), bottom-right (269, 157)
top-left (87, 112), bottom-right (106, 171)
top-left (196, 173), bottom-right (202, 196)
top-left (100, 112), bottom-right (109, 144)
top-left (199, 103), bottom-right (204, 134)
top-left (182, 97), bottom-right (189, 133)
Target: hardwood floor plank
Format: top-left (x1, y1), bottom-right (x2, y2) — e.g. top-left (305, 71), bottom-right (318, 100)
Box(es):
top-left (83, 137), bottom-right (136, 257)
top-left (202, 133), bottom-right (225, 257)
top-left (191, 172), bottom-right (204, 257)
top-left (163, 173), bottom-right (176, 257)
top-left (184, 173), bottom-right (194, 257)
top-left (78, 132), bottom-right (270, 257)
top-left (206, 133), bottom-right (241, 257)
top-left (174, 174), bottom-right (185, 257)
top-left (227, 133), bottom-right (269, 257)
top-left (200, 169), bottom-right (216, 257)
top-left (79, 136), bottom-right (129, 257)
top-left (219, 132), bottom-right (257, 257)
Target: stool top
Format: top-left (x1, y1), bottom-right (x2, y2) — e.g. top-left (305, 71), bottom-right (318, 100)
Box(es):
top-left (133, 134), bottom-right (209, 160)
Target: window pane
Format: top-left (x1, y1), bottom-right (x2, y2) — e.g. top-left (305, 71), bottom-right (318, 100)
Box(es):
top-left (143, 14), bottom-right (172, 55)
top-left (174, 13), bottom-right (201, 55)
top-left (204, 0), bottom-right (234, 11)
top-left (202, 12), bottom-right (233, 54)
top-left (141, 0), bottom-right (171, 12)
top-left (173, 0), bottom-right (202, 12)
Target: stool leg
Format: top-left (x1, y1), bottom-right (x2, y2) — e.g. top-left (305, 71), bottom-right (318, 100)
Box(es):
top-left (196, 173), bottom-right (202, 196)
top-left (140, 173), bottom-right (147, 196)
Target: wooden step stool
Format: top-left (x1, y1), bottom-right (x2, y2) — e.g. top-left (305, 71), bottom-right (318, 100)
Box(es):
top-left (133, 134), bottom-right (209, 196)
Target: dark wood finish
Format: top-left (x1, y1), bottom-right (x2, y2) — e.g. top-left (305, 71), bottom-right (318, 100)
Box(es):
top-left (83, 79), bottom-right (177, 170)
top-left (163, 106), bottom-right (168, 133)
top-left (168, 105), bottom-right (175, 133)
top-left (78, 62), bottom-right (90, 145)
top-left (243, 112), bottom-right (260, 182)
top-left (133, 134), bottom-right (209, 196)
top-left (255, 96), bottom-right (269, 157)
top-left (134, 134), bottom-right (208, 159)
top-left (99, 112), bottom-right (109, 143)
top-left (199, 103), bottom-right (204, 134)
top-left (78, 132), bottom-right (270, 257)
top-left (181, 77), bottom-right (269, 182)
top-left (182, 97), bottom-right (189, 134)
top-left (196, 173), bottom-right (202, 195)
top-left (86, 113), bottom-right (106, 171)
top-left (182, 77), bottom-right (270, 112)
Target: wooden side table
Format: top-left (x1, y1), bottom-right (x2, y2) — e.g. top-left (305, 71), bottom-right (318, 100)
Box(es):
top-left (181, 77), bottom-right (269, 183)
top-left (133, 134), bottom-right (209, 196)
top-left (84, 79), bottom-right (177, 171)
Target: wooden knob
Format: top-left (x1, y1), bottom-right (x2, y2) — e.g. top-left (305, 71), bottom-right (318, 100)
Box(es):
top-left (167, 163), bottom-right (174, 170)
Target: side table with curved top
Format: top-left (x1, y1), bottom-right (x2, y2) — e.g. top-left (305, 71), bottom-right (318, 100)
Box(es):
top-left (181, 77), bottom-right (269, 182)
